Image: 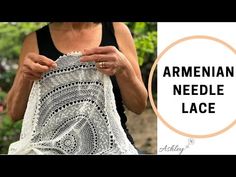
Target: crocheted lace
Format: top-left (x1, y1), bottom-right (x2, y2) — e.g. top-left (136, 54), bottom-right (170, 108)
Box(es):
top-left (8, 52), bottom-right (138, 155)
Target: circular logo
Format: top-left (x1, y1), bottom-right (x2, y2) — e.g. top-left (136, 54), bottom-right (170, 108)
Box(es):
top-left (148, 35), bottom-right (236, 138)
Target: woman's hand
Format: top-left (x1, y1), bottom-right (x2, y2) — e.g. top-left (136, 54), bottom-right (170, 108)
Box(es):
top-left (7, 52), bottom-right (57, 121)
top-left (80, 45), bottom-right (147, 114)
top-left (20, 52), bottom-right (57, 81)
top-left (80, 46), bottom-right (126, 76)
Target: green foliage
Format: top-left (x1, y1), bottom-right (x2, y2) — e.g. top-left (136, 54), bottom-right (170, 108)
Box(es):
top-left (0, 114), bottom-right (22, 154)
top-left (0, 90), bottom-right (7, 103)
top-left (0, 70), bottom-right (15, 91)
top-left (0, 90), bottom-right (22, 154)
top-left (135, 31), bottom-right (157, 66)
top-left (0, 22), bottom-right (47, 60)
top-left (126, 22), bottom-right (157, 66)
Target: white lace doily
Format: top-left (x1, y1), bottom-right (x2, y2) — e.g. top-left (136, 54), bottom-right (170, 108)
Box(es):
top-left (8, 52), bottom-right (138, 155)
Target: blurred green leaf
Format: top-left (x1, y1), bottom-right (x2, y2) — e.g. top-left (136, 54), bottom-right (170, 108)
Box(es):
top-left (0, 114), bottom-right (22, 154)
top-left (0, 22), bottom-right (47, 60)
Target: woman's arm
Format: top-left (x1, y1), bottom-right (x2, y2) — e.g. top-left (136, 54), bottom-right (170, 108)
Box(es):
top-left (7, 32), bottom-right (57, 121)
top-left (80, 23), bottom-right (148, 114)
top-left (113, 22), bottom-right (148, 114)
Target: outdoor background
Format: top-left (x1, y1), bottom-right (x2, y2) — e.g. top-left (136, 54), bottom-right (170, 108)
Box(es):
top-left (0, 22), bottom-right (157, 154)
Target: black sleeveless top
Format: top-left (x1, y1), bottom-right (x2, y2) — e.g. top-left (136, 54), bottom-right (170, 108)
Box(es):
top-left (36, 22), bottom-right (134, 144)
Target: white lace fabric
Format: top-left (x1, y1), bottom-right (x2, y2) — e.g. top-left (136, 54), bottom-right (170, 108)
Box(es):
top-left (8, 52), bottom-right (138, 155)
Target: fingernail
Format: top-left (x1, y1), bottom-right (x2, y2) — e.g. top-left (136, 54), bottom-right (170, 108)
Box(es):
top-left (52, 63), bottom-right (57, 68)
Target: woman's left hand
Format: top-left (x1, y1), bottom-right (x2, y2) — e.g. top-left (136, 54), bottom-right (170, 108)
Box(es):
top-left (80, 46), bottom-right (126, 76)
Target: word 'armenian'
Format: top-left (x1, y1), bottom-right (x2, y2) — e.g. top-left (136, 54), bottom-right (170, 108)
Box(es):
top-left (163, 66), bottom-right (234, 114)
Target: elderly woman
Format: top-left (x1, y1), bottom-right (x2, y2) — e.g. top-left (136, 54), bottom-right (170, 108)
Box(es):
top-left (7, 22), bottom-right (148, 154)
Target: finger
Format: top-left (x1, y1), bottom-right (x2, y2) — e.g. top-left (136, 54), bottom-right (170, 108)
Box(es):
top-left (37, 55), bottom-right (57, 68)
top-left (24, 69), bottom-right (42, 78)
top-left (80, 55), bottom-right (98, 62)
top-left (30, 71), bottom-right (42, 78)
top-left (22, 64), bottom-right (43, 77)
top-left (95, 61), bottom-right (115, 69)
top-left (23, 74), bottom-right (36, 81)
top-left (33, 62), bottom-right (51, 73)
top-left (80, 54), bottom-right (115, 62)
top-left (26, 59), bottom-right (50, 73)
top-left (29, 54), bottom-right (57, 68)
top-left (82, 46), bottom-right (117, 56)
top-left (23, 72), bottom-right (42, 81)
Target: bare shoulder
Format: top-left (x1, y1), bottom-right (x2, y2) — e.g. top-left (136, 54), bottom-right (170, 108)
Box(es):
top-left (112, 22), bottom-right (136, 54)
top-left (113, 22), bottom-right (133, 41)
top-left (113, 23), bottom-right (142, 78)
top-left (22, 31), bottom-right (38, 52)
top-left (113, 22), bottom-right (130, 33)
top-left (19, 31), bottom-right (38, 65)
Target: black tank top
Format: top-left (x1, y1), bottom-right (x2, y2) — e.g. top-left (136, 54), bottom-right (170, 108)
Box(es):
top-left (36, 22), bottom-right (134, 144)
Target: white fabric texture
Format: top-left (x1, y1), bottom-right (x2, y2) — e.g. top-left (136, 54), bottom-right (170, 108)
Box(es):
top-left (8, 52), bottom-right (138, 155)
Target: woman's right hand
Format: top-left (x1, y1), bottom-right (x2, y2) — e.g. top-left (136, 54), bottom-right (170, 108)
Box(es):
top-left (20, 52), bottom-right (57, 81)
